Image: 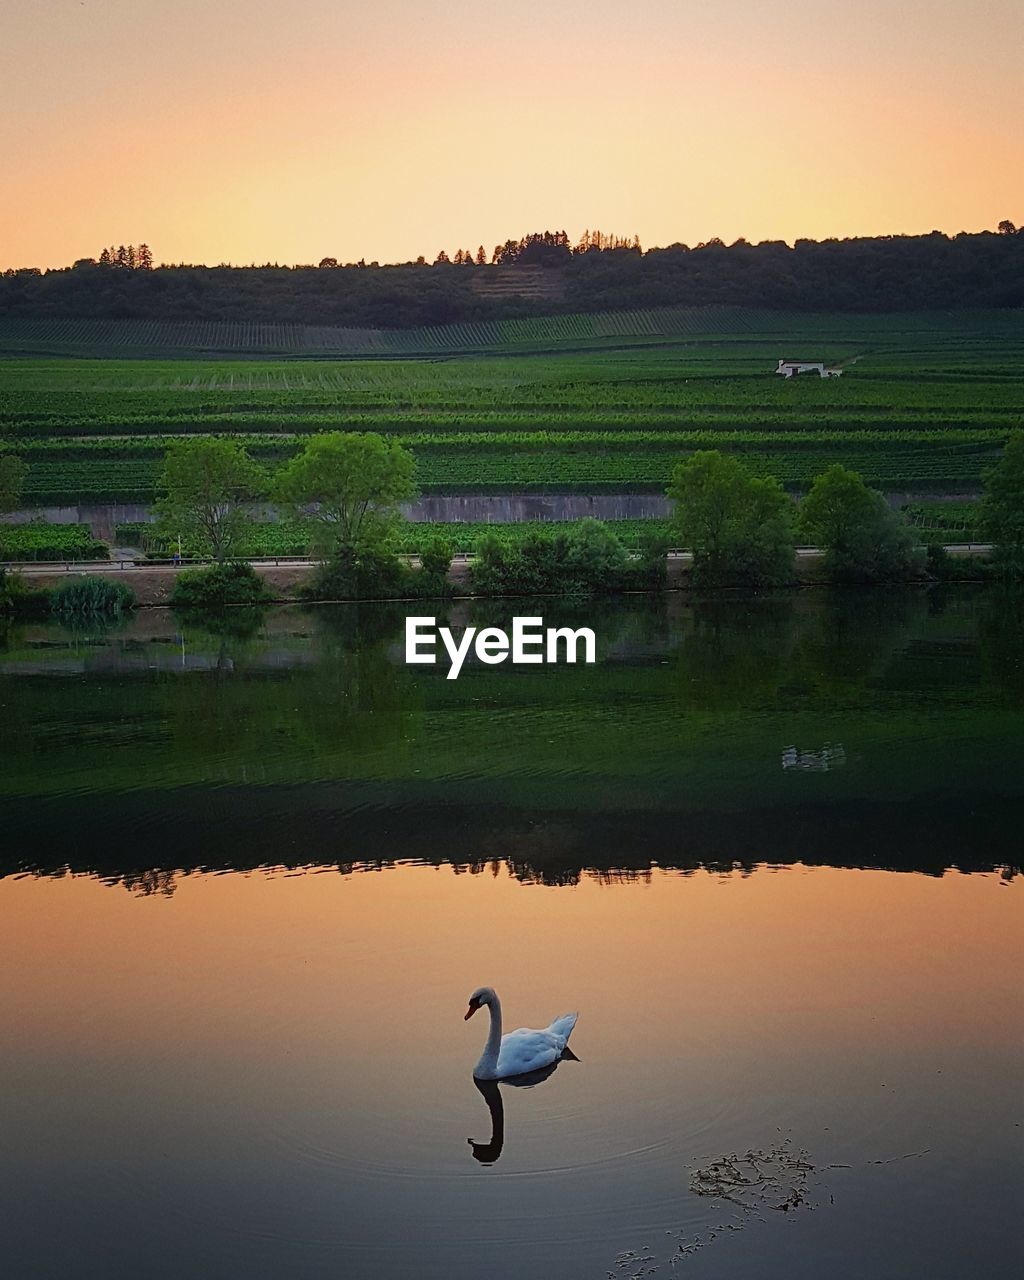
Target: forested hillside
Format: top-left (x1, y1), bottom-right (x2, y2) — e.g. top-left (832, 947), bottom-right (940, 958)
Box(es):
top-left (2, 227), bottom-right (1022, 327)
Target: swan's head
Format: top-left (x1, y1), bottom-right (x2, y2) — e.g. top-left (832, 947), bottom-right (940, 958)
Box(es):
top-left (464, 986), bottom-right (495, 1020)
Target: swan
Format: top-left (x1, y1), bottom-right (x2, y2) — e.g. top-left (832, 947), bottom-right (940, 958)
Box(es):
top-left (464, 986), bottom-right (578, 1081)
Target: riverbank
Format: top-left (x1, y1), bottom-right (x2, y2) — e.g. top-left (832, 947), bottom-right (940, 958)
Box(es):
top-left (8, 544), bottom-right (992, 607)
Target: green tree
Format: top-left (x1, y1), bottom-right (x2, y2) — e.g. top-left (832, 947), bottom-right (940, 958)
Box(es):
top-left (154, 438), bottom-right (263, 561)
top-left (979, 431), bottom-right (1024, 578)
top-left (799, 464), bottom-right (919, 582)
top-left (0, 447), bottom-right (25, 512)
top-left (667, 451), bottom-right (794, 587)
top-left (274, 432), bottom-right (417, 557)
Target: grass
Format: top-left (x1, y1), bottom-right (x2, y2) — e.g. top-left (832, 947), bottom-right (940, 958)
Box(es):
top-left (50, 576), bottom-right (135, 621)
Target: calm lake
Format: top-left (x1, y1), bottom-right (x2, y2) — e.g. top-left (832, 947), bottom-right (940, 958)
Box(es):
top-left (1, 588), bottom-right (1021, 1279)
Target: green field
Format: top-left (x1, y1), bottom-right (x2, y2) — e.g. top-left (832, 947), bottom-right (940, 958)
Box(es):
top-left (1, 308), bottom-right (1021, 508)
top-left (0, 522), bottom-right (109, 561)
top-left (113, 518), bottom-right (678, 558)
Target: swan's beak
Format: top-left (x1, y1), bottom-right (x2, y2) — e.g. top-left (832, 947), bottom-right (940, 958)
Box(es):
top-left (464, 1004), bottom-right (478, 1021)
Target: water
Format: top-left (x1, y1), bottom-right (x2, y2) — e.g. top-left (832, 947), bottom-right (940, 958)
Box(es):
top-left (0, 588), bottom-right (1021, 1279)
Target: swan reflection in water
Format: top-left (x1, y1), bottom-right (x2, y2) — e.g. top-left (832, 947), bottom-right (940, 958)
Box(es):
top-left (468, 1049), bottom-right (580, 1165)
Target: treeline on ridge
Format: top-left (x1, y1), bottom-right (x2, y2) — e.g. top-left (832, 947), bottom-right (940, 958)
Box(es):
top-left (2, 226), bottom-right (1023, 327)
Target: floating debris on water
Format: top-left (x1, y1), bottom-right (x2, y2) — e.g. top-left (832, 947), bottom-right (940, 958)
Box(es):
top-left (608, 1241), bottom-right (659, 1278)
top-left (689, 1138), bottom-right (815, 1214)
top-left (609, 1136), bottom-right (930, 1272)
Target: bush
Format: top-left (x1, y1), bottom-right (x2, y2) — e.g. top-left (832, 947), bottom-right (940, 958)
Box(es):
top-left (171, 561), bottom-right (273, 609)
top-left (926, 543), bottom-right (986, 582)
top-left (470, 518), bottom-right (637, 596)
top-left (50, 576), bottom-right (135, 621)
top-left (633, 527), bottom-right (671, 590)
top-left (0, 567), bottom-right (52, 618)
top-left (418, 533), bottom-right (454, 579)
top-left (301, 545), bottom-right (451, 602)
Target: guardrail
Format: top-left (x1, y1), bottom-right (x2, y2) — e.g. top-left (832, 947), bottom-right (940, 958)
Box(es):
top-left (0, 544), bottom-right (993, 572)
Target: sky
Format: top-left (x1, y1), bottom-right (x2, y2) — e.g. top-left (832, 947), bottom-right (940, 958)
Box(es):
top-left (2, 0), bottom-right (1022, 268)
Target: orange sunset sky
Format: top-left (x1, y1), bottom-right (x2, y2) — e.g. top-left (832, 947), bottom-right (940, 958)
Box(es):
top-left (2, 0), bottom-right (1022, 269)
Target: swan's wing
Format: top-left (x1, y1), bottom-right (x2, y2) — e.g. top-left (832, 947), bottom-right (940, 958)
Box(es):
top-left (496, 1028), bottom-right (562, 1078)
top-left (547, 1011), bottom-right (578, 1044)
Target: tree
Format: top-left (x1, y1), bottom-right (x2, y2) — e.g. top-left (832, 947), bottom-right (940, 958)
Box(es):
top-left (475, 246), bottom-right (487, 266)
top-left (799, 464), bottom-right (919, 582)
top-left (274, 432), bottom-right (417, 556)
top-left (434, 249), bottom-right (450, 265)
top-left (997, 219), bottom-right (1018, 236)
top-left (318, 257), bottom-right (338, 269)
top-left (668, 451), bottom-right (794, 586)
top-left (137, 243), bottom-right (154, 270)
top-left (154, 438), bottom-right (264, 561)
top-left (98, 247), bottom-right (113, 267)
top-left (979, 431), bottom-right (1024, 577)
top-left (0, 447), bottom-right (25, 512)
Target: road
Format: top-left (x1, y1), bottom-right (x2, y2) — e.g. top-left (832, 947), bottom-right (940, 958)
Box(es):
top-left (4, 544), bottom-right (995, 574)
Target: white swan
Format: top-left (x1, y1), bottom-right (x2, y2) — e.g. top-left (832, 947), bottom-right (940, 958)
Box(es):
top-left (464, 986), bottom-right (578, 1080)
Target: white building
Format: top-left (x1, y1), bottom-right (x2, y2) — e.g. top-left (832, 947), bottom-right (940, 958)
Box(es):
top-left (776, 359), bottom-right (843, 378)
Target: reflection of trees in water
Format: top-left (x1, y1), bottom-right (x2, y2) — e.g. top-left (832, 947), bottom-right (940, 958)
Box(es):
top-left (978, 586), bottom-right (1024, 703)
top-left (671, 590), bottom-right (936, 708)
top-left (5, 588), bottom-right (1024, 889)
top-left (467, 594), bottom-right (670, 658)
top-left (166, 606), bottom-right (423, 773)
top-left (7, 799), bottom-right (1022, 891)
top-left (792, 589), bottom-right (928, 696)
top-left (119, 868), bottom-right (178, 897)
top-left (175, 606), bottom-right (269, 644)
top-left (672, 595), bottom-right (796, 710)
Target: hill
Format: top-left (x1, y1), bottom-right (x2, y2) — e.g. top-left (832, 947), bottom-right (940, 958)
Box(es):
top-left (2, 229), bottom-right (1023, 331)
top-left (2, 309), bottom-right (1021, 510)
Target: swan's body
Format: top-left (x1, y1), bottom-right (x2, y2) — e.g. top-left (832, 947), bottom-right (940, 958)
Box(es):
top-left (464, 987), bottom-right (578, 1081)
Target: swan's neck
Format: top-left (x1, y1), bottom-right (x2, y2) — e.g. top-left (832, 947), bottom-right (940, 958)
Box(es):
top-left (475, 995), bottom-right (503, 1079)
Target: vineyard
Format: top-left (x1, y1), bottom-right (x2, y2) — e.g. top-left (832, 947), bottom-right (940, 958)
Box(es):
top-left (0, 522), bottom-right (109, 561)
top-left (114, 519), bottom-right (679, 557)
top-left (1, 309), bottom-right (1021, 509)
top-left (1, 304), bottom-right (1022, 359)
